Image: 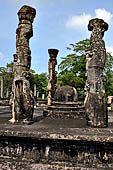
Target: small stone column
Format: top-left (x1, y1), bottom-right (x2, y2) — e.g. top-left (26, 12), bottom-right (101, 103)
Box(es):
top-left (6, 88), bottom-right (9, 98)
top-left (48, 49), bottom-right (59, 106)
top-left (9, 5), bottom-right (36, 123)
top-left (34, 84), bottom-right (37, 97)
top-left (1, 76), bottom-right (3, 98)
top-left (85, 18), bottom-right (108, 127)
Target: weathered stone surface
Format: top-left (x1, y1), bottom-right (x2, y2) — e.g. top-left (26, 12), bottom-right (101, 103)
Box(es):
top-left (85, 18), bottom-right (108, 127)
top-left (54, 85), bottom-right (78, 102)
top-left (43, 102), bottom-right (85, 118)
top-left (0, 125), bottom-right (113, 169)
top-left (48, 49), bottom-right (59, 106)
top-left (9, 5), bottom-right (36, 123)
top-left (0, 106), bottom-right (113, 168)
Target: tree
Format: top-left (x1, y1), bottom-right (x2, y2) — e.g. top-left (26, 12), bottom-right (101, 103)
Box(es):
top-left (0, 62), bottom-right (13, 97)
top-left (29, 72), bottom-right (48, 98)
top-left (58, 39), bottom-right (89, 101)
top-left (58, 39), bottom-right (113, 100)
top-left (104, 52), bottom-right (113, 96)
top-left (0, 62), bottom-right (48, 98)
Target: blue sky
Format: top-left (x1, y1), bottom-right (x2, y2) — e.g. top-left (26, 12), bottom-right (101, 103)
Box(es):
top-left (0, 0), bottom-right (113, 74)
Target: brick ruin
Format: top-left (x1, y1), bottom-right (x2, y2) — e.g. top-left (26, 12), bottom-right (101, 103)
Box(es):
top-left (9, 5), bottom-right (36, 123)
top-left (85, 18), bottom-right (108, 127)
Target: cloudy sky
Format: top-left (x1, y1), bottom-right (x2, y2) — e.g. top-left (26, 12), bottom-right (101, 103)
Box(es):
top-left (0, 0), bottom-right (113, 73)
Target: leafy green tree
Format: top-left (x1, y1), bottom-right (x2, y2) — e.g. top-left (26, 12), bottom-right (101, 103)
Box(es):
top-left (0, 62), bottom-right (48, 98)
top-left (58, 39), bottom-right (89, 101)
top-left (58, 39), bottom-right (113, 100)
top-left (0, 62), bottom-right (13, 97)
top-left (104, 52), bottom-right (113, 96)
top-left (29, 72), bottom-right (48, 98)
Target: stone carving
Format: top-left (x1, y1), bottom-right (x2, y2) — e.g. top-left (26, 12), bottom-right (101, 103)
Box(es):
top-left (85, 18), bottom-right (108, 127)
top-left (9, 5), bottom-right (36, 123)
top-left (54, 85), bottom-right (78, 102)
top-left (48, 49), bottom-right (59, 106)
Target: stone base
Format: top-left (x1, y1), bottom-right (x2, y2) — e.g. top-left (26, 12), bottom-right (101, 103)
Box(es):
top-left (9, 118), bottom-right (34, 125)
top-left (0, 106), bottom-right (112, 169)
top-left (0, 125), bottom-right (113, 169)
top-left (85, 92), bottom-right (108, 127)
top-left (43, 102), bottom-right (85, 119)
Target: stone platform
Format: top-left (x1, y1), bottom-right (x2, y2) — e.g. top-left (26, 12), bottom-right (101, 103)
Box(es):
top-left (43, 101), bottom-right (85, 118)
top-left (0, 106), bottom-right (113, 169)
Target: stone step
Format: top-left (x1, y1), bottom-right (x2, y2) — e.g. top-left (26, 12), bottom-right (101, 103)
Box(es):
top-left (48, 106), bottom-right (85, 111)
top-left (43, 110), bottom-right (85, 118)
top-left (52, 101), bottom-right (84, 107)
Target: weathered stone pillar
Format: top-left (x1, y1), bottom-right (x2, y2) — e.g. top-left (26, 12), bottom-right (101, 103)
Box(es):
top-left (6, 88), bottom-right (9, 98)
top-left (9, 5), bottom-right (36, 123)
top-left (1, 76), bottom-right (3, 98)
top-left (85, 18), bottom-right (108, 127)
top-left (48, 49), bottom-right (59, 106)
top-left (34, 84), bottom-right (37, 97)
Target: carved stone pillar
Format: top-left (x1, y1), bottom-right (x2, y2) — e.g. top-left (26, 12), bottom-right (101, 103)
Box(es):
top-left (9, 5), bottom-right (36, 123)
top-left (48, 49), bottom-right (59, 106)
top-left (85, 18), bottom-right (108, 127)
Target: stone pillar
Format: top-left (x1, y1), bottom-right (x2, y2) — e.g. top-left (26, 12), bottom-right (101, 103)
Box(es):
top-left (42, 94), bottom-right (45, 99)
top-left (37, 91), bottom-right (39, 98)
top-left (1, 77), bottom-right (3, 98)
top-left (9, 5), bottom-right (36, 123)
top-left (34, 84), bottom-right (37, 97)
top-left (6, 88), bottom-right (9, 98)
top-left (48, 49), bottom-right (59, 106)
top-left (85, 18), bottom-right (108, 127)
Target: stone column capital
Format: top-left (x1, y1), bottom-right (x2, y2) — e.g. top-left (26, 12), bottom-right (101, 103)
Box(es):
top-left (88, 18), bottom-right (108, 33)
top-left (18, 5), bottom-right (36, 23)
top-left (48, 49), bottom-right (59, 59)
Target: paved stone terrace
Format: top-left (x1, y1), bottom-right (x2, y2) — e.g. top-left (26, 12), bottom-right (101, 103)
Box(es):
top-left (0, 106), bottom-right (113, 169)
top-left (0, 106), bottom-right (113, 143)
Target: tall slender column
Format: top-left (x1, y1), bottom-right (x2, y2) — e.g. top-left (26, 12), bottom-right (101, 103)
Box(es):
top-left (85, 18), bottom-right (108, 127)
top-left (1, 76), bottom-right (3, 98)
top-left (9, 5), bottom-right (36, 123)
top-left (34, 84), bottom-right (37, 97)
top-left (48, 49), bottom-right (59, 106)
top-left (6, 88), bottom-right (9, 98)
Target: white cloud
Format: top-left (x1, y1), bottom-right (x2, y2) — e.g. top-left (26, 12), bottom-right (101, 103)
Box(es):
top-left (66, 14), bottom-right (91, 30)
top-left (66, 8), bottom-right (113, 31)
top-left (95, 8), bottom-right (113, 23)
top-left (0, 52), bottom-right (5, 59)
top-left (106, 46), bottom-right (113, 55)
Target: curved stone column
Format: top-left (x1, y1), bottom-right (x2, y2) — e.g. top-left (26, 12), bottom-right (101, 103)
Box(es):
top-left (9, 5), bottom-right (36, 123)
top-left (85, 18), bottom-right (108, 127)
top-left (48, 49), bottom-right (59, 106)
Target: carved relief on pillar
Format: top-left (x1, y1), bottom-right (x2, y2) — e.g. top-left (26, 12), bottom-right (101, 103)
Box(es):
top-left (48, 49), bottom-right (59, 106)
top-left (9, 6), bottom-right (36, 123)
top-left (85, 18), bottom-right (108, 127)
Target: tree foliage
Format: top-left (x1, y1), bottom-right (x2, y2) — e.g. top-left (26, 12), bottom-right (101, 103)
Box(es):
top-left (0, 62), bottom-right (13, 97)
top-left (29, 72), bottom-right (48, 98)
top-left (58, 39), bottom-right (113, 100)
top-left (0, 62), bottom-right (48, 98)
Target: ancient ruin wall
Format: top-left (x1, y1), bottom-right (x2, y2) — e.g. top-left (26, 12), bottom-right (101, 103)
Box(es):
top-left (85, 18), bottom-right (108, 127)
top-left (9, 5), bottom-right (36, 123)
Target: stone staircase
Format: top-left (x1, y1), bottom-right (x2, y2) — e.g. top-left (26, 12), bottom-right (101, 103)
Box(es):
top-left (43, 101), bottom-right (85, 118)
